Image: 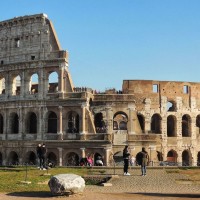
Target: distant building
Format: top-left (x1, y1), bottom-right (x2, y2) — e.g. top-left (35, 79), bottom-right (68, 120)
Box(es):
top-left (0, 14), bottom-right (199, 167)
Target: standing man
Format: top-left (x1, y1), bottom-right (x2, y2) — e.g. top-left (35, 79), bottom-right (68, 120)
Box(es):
top-left (40, 144), bottom-right (47, 170)
top-left (137, 147), bottom-right (149, 176)
top-left (123, 145), bottom-right (130, 175)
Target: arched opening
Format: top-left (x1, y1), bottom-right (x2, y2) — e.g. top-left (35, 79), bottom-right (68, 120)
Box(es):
top-left (182, 150), bottom-right (191, 166)
top-left (167, 150), bottom-right (177, 163)
top-left (197, 152), bottom-right (200, 166)
top-left (10, 113), bottom-right (19, 134)
top-left (196, 115), bottom-right (200, 134)
top-left (48, 71), bottom-right (58, 93)
top-left (26, 151), bottom-right (37, 165)
top-left (12, 75), bottom-right (21, 96)
top-left (151, 114), bottom-right (162, 134)
top-left (137, 114), bottom-right (145, 133)
top-left (8, 151), bottom-right (19, 165)
top-left (182, 115), bottom-right (191, 137)
top-left (167, 115), bottom-right (177, 137)
top-left (47, 152), bottom-right (57, 167)
top-left (30, 73), bottom-right (39, 94)
top-left (113, 151), bottom-right (123, 165)
top-left (94, 113), bottom-right (106, 133)
top-left (65, 152), bottom-right (79, 166)
top-left (0, 78), bottom-right (5, 94)
top-left (167, 101), bottom-right (176, 112)
top-left (47, 111), bottom-right (57, 133)
top-left (67, 111), bottom-right (79, 133)
top-left (113, 112), bottom-right (128, 130)
top-left (27, 112), bottom-right (37, 133)
top-left (0, 114), bottom-right (3, 134)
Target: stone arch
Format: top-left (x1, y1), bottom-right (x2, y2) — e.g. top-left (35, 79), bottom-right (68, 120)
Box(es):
top-left (9, 112), bottom-right (19, 134)
top-left (167, 115), bottom-right (177, 137)
top-left (167, 149), bottom-right (178, 162)
top-left (25, 151), bottom-right (37, 165)
top-left (48, 71), bottom-right (58, 93)
top-left (47, 111), bottom-right (57, 133)
top-left (66, 111), bottom-right (79, 133)
top-left (137, 114), bottom-right (145, 133)
top-left (94, 112), bottom-right (106, 133)
top-left (26, 112), bottom-right (37, 134)
top-left (0, 113), bottom-right (3, 134)
top-left (151, 113), bottom-right (162, 134)
top-left (65, 152), bottom-right (79, 166)
top-left (29, 73), bottom-right (39, 94)
top-left (7, 151), bottom-right (19, 165)
top-left (47, 152), bottom-right (57, 167)
top-left (182, 114), bottom-right (191, 137)
top-left (113, 151), bottom-right (123, 165)
top-left (113, 112), bottom-right (128, 130)
top-left (182, 150), bottom-right (191, 166)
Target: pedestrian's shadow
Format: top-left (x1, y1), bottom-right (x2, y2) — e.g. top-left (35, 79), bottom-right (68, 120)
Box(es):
top-left (6, 191), bottom-right (70, 198)
top-left (128, 192), bottom-right (200, 198)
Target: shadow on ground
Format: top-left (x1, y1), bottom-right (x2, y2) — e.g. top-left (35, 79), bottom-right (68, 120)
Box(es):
top-left (131, 192), bottom-right (200, 198)
top-left (6, 191), bottom-right (66, 198)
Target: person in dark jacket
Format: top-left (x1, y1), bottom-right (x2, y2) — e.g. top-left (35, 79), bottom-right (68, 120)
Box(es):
top-left (123, 145), bottom-right (130, 175)
top-left (37, 143), bottom-right (47, 170)
top-left (138, 147), bottom-right (149, 176)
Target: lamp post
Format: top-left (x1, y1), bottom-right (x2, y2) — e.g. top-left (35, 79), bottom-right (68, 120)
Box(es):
top-left (149, 145), bottom-right (156, 166)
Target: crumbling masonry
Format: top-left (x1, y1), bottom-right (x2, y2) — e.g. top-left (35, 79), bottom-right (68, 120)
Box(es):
top-left (0, 14), bottom-right (200, 167)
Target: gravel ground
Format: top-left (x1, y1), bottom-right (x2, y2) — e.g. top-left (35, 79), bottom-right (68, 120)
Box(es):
top-left (1, 168), bottom-right (200, 200)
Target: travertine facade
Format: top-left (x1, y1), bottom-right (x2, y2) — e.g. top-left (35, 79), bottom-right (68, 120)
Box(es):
top-left (0, 14), bottom-right (199, 167)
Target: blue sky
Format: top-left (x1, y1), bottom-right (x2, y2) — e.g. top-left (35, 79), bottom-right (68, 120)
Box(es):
top-left (1, 0), bottom-right (200, 91)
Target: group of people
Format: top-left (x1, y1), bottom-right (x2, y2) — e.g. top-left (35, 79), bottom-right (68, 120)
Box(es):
top-left (123, 145), bottom-right (149, 176)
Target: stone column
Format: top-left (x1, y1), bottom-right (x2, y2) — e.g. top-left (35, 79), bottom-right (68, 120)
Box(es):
top-left (80, 103), bottom-right (86, 139)
top-left (105, 106), bottom-right (113, 135)
top-left (104, 148), bottom-right (112, 166)
top-left (80, 148), bottom-right (86, 158)
top-left (20, 71), bottom-right (25, 98)
top-left (58, 106), bottom-right (63, 140)
top-left (18, 106), bottom-right (23, 140)
top-left (37, 106), bottom-right (42, 140)
top-left (58, 147), bottom-right (63, 166)
top-left (128, 103), bottom-right (135, 134)
top-left (59, 64), bottom-right (64, 93)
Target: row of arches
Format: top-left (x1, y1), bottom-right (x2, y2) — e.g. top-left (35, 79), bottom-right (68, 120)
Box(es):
top-left (94, 111), bottom-right (200, 136)
top-left (0, 71), bottom-right (59, 95)
top-left (0, 151), bottom-right (104, 167)
top-left (0, 110), bottom-right (79, 134)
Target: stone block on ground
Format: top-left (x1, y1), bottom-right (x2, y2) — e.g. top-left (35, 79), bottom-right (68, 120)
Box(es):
top-left (48, 174), bottom-right (85, 195)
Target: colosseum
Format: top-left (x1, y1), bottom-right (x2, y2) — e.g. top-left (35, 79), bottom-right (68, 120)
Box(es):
top-left (0, 13), bottom-right (200, 167)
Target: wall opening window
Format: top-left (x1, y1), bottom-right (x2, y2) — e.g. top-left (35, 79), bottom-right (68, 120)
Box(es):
top-left (1, 60), bottom-right (3, 65)
top-left (153, 84), bottom-right (158, 93)
top-left (183, 85), bottom-right (189, 94)
top-left (31, 56), bottom-right (35, 60)
top-left (15, 38), bottom-right (20, 48)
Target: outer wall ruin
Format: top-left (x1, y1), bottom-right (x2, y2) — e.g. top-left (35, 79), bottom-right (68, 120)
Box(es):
top-left (0, 14), bottom-right (200, 167)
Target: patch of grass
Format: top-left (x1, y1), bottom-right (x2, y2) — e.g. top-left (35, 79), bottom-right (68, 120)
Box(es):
top-left (178, 168), bottom-right (200, 181)
top-left (166, 169), bottom-right (180, 174)
top-left (0, 167), bottom-right (88, 193)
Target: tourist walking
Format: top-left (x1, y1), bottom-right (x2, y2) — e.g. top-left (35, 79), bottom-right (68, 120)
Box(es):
top-left (123, 145), bottom-right (130, 175)
top-left (137, 147), bottom-right (149, 176)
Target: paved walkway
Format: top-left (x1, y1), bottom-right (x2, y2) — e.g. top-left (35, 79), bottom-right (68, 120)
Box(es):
top-left (1, 168), bottom-right (200, 200)
top-left (86, 168), bottom-right (200, 194)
